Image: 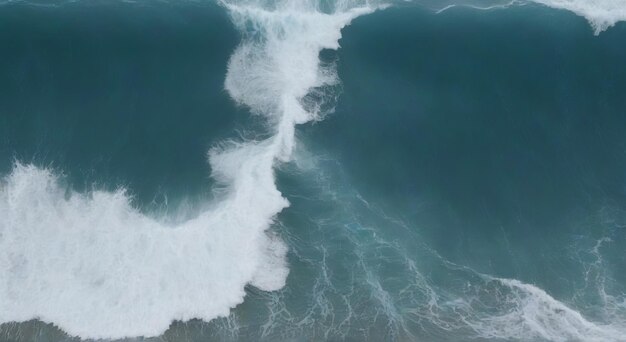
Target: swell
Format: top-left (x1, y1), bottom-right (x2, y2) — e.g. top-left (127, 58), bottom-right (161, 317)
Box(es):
top-left (0, 0), bottom-right (377, 339)
top-left (1, 0), bottom-right (626, 340)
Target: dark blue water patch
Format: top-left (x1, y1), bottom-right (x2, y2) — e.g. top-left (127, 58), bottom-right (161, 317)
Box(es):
top-left (305, 4), bottom-right (626, 293)
top-left (0, 1), bottom-right (241, 206)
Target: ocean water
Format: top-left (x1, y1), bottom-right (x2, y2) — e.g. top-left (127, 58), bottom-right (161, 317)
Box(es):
top-left (0, 0), bottom-right (625, 341)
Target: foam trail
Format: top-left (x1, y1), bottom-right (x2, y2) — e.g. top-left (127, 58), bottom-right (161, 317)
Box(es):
top-left (463, 278), bottom-right (626, 342)
top-left (529, 0), bottom-right (626, 34)
top-left (426, 257), bottom-right (626, 341)
top-left (0, 1), bottom-right (375, 339)
top-left (411, 0), bottom-right (626, 34)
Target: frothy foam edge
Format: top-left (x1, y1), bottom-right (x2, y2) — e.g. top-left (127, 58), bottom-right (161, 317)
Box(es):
top-left (0, 1), bottom-right (376, 339)
top-left (531, 0), bottom-right (626, 34)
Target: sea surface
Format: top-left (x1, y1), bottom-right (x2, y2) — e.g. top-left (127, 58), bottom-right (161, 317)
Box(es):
top-left (1, 0), bottom-right (626, 341)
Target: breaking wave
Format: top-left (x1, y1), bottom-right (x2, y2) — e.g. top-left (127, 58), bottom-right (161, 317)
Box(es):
top-left (0, 0), bottom-right (625, 340)
top-left (0, 0), bottom-right (377, 339)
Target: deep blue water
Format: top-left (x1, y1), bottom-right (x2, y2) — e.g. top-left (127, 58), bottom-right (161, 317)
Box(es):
top-left (318, 3), bottom-right (626, 289)
top-left (0, 1), bottom-right (238, 204)
top-left (1, 1), bottom-right (625, 341)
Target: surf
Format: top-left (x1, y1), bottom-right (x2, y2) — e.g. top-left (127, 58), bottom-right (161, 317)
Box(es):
top-left (1, 0), bottom-right (625, 340)
top-left (0, 0), bottom-right (378, 339)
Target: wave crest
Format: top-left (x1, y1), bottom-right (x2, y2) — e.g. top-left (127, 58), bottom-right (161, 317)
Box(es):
top-left (0, 0), bottom-right (377, 339)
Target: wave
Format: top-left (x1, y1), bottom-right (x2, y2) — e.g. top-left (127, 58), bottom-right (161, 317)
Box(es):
top-left (3, 0), bottom-right (625, 35)
top-left (241, 159), bottom-right (626, 341)
top-left (451, 277), bottom-right (626, 342)
top-left (530, 0), bottom-right (626, 34)
top-left (0, 162), bottom-right (288, 338)
top-left (416, 0), bottom-right (626, 34)
top-left (1, 0), bottom-right (625, 340)
top-left (0, 0), bottom-right (377, 339)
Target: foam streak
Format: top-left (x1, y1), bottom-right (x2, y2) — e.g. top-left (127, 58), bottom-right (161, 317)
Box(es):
top-left (0, 1), bottom-right (375, 339)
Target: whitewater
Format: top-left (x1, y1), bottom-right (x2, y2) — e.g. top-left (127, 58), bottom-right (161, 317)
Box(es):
top-left (0, 0), bottom-right (376, 338)
top-left (0, 0), bottom-right (625, 340)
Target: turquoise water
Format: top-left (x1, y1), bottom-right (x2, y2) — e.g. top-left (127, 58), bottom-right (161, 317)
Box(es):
top-left (1, 1), bottom-right (625, 341)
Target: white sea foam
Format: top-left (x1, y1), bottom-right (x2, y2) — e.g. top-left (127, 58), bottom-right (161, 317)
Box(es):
top-left (0, 161), bottom-right (289, 339)
top-left (0, 0), bottom-right (375, 339)
top-left (530, 0), bottom-right (626, 34)
top-left (455, 277), bottom-right (626, 342)
top-left (418, 0), bottom-right (626, 34)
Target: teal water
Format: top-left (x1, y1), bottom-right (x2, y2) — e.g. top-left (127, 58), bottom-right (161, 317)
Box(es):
top-left (1, 1), bottom-right (626, 341)
top-left (0, 1), bottom-right (238, 206)
top-left (318, 3), bottom-right (626, 289)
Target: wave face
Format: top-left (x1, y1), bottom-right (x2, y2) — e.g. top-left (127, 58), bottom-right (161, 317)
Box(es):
top-left (1, 0), bottom-right (626, 341)
top-left (0, 0), bottom-right (375, 339)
